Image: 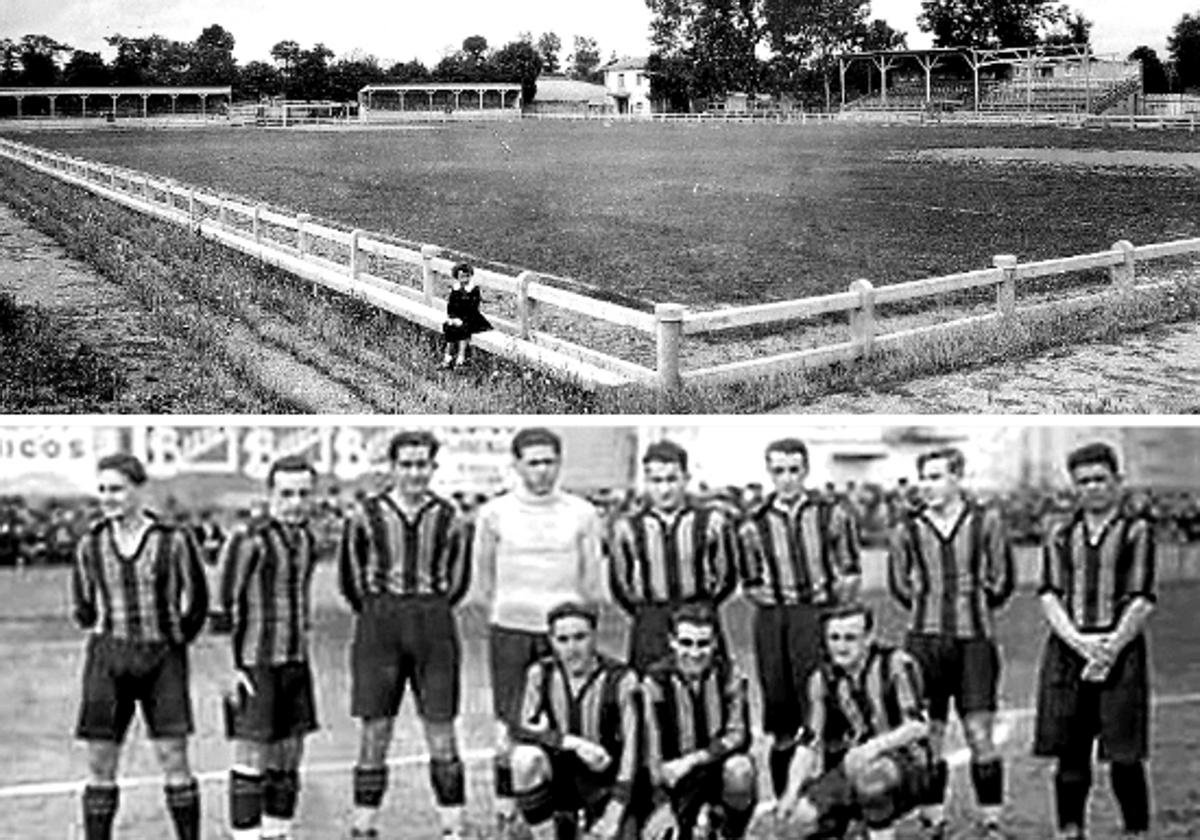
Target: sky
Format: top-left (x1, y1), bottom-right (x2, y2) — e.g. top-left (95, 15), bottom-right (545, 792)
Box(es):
top-left (3, 0), bottom-right (1195, 69)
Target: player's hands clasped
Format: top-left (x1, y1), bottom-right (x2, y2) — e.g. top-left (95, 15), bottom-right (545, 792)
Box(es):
top-left (228, 668), bottom-right (256, 699)
top-left (660, 755), bottom-right (697, 788)
top-left (563, 735), bottom-right (612, 772)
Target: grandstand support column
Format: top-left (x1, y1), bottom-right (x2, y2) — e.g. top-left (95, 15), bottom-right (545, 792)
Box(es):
top-left (81, 94), bottom-right (88, 119)
top-left (1084, 44), bottom-right (1092, 113)
top-left (427, 91), bottom-right (434, 111)
top-left (454, 90), bottom-right (461, 110)
top-left (14, 95), bottom-right (22, 117)
top-left (170, 93), bottom-right (178, 115)
top-left (1110, 240), bottom-right (1136, 292)
top-left (479, 89), bottom-right (484, 109)
top-left (970, 50), bottom-right (981, 112)
top-left (141, 93), bottom-right (148, 118)
top-left (916, 55), bottom-right (944, 106)
top-left (110, 94), bottom-right (118, 117)
top-left (839, 58), bottom-right (846, 108)
top-left (420, 244), bottom-right (440, 305)
top-left (872, 55), bottom-right (900, 107)
top-left (994, 255), bottom-right (1018, 317)
top-left (48, 95), bottom-right (56, 118)
top-left (655, 303), bottom-right (685, 394)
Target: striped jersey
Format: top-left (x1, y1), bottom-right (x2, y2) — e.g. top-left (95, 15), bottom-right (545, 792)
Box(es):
top-left (799, 644), bottom-right (926, 751)
top-left (887, 502), bottom-right (1015, 638)
top-left (1040, 511), bottom-right (1155, 632)
top-left (737, 493), bottom-right (862, 606)
top-left (213, 517), bottom-right (317, 668)
top-left (338, 491), bottom-right (472, 612)
top-left (71, 516), bottom-right (208, 646)
top-left (514, 654), bottom-right (641, 802)
top-left (608, 504), bottom-right (737, 611)
top-left (642, 658), bottom-right (750, 784)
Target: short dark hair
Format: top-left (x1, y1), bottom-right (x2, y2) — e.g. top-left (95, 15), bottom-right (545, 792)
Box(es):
top-left (764, 438), bottom-right (809, 465)
top-left (670, 602), bottom-right (718, 635)
top-left (451, 262), bottom-right (474, 280)
top-left (512, 427), bottom-right (562, 459)
top-left (1066, 441), bottom-right (1120, 476)
top-left (267, 455), bottom-right (317, 490)
top-left (917, 447), bottom-right (965, 478)
top-left (97, 453), bottom-right (148, 487)
top-left (547, 600), bottom-right (599, 629)
top-left (388, 430), bottom-right (440, 463)
top-left (643, 439), bottom-right (689, 473)
top-left (821, 602), bottom-right (875, 634)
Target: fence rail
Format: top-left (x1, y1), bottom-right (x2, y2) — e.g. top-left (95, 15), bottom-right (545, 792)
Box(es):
top-left (1, 136), bottom-right (1198, 395)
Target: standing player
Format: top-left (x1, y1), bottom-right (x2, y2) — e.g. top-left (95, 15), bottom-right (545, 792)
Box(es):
top-left (736, 438), bottom-right (862, 800)
top-left (338, 431), bottom-right (474, 840)
top-left (608, 440), bottom-right (738, 671)
top-left (776, 604), bottom-right (932, 840)
top-left (887, 447), bottom-right (1015, 839)
top-left (642, 604), bottom-right (757, 840)
top-left (472, 427), bottom-right (606, 833)
top-left (212, 455), bottom-right (321, 840)
top-left (510, 601), bottom-right (641, 840)
top-left (71, 453), bottom-right (209, 840)
top-left (1034, 442), bottom-right (1154, 840)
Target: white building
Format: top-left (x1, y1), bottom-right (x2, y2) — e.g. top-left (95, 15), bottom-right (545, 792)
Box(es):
top-left (602, 57), bottom-right (653, 116)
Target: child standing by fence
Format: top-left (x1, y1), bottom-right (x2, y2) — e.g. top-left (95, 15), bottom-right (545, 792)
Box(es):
top-left (441, 262), bottom-right (492, 369)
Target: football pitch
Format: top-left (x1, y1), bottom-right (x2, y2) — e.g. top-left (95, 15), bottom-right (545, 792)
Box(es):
top-left (18, 122), bottom-right (1200, 308)
top-left (3, 551), bottom-right (1200, 839)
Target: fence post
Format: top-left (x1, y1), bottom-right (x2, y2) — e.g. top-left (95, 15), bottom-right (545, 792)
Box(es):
top-left (420, 244), bottom-right (440, 305)
top-left (218, 199), bottom-right (228, 229)
top-left (1110, 240), bottom-right (1136, 292)
top-left (297, 213), bottom-right (311, 254)
top-left (253, 204), bottom-right (264, 243)
top-left (848, 278), bottom-right (876, 358)
top-left (993, 254), bottom-right (1018, 317)
top-left (349, 229), bottom-right (363, 279)
top-left (655, 303), bottom-right (686, 394)
top-left (141, 177), bottom-right (150, 201)
top-left (516, 271), bottom-right (535, 339)
top-left (188, 190), bottom-right (196, 230)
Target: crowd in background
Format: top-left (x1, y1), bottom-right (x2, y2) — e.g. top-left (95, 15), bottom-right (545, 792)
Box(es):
top-left (6, 476), bottom-right (1200, 568)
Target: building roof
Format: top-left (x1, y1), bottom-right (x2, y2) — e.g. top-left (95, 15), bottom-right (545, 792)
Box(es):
top-left (602, 57), bottom-right (650, 72)
top-left (535, 76), bottom-right (609, 103)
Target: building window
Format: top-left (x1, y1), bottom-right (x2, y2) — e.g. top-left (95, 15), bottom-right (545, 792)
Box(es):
top-left (618, 73), bottom-right (625, 86)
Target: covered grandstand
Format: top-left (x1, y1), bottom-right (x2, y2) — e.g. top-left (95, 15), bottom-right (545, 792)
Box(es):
top-left (357, 82), bottom-right (522, 122)
top-left (838, 44), bottom-right (1141, 115)
top-left (0, 86), bottom-right (232, 119)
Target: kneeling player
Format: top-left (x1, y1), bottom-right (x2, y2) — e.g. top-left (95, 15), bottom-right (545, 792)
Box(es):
top-left (642, 603), bottom-right (757, 840)
top-left (776, 604), bottom-right (931, 840)
top-left (510, 602), bottom-right (640, 840)
top-left (213, 456), bottom-right (321, 840)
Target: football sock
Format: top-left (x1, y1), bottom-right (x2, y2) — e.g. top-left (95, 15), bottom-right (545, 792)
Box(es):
top-left (971, 758), bottom-right (1004, 807)
top-left (164, 778), bottom-right (201, 840)
top-left (82, 783), bottom-right (119, 840)
top-left (925, 759), bottom-right (949, 807)
top-left (516, 779), bottom-right (556, 826)
top-left (1110, 761), bottom-right (1150, 833)
top-left (431, 756), bottom-right (466, 806)
top-left (768, 743), bottom-right (796, 799)
top-left (264, 768), bottom-right (299, 819)
top-left (353, 764), bottom-right (387, 809)
top-left (721, 801), bottom-right (755, 839)
top-left (494, 754), bottom-right (515, 798)
top-left (1054, 760), bottom-right (1092, 831)
top-left (229, 767), bottom-right (263, 831)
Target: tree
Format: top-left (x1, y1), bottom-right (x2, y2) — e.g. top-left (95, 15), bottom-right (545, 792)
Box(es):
top-left (647, 0), bottom-right (762, 98)
top-left (270, 40), bottom-right (302, 96)
top-left (105, 33), bottom-right (189, 85)
top-left (17, 34), bottom-right (72, 86)
top-left (1041, 7), bottom-right (1091, 46)
top-left (1168, 12), bottom-right (1200, 92)
top-left (762, 0), bottom-right (869, 108)
top-left (462, 35), bottom-right (489, 62)
top-left (537, 32), bottom-right (562, 74)
top-left (329, 53), bottom-right (385, 101)
top-left (63, 50), bottom-right (110, 86)
top-left (918, 0), bottom-right (1069, 49)
top-left (386, 59), bottom-right (430, 83)
top-left (238, 60), bottom-right (282, 99)
top-left (492, 39), bottom-right (543, 104)
top-left (569, 35), bottom-right (603, 82)
top-left (0, 39), bottom-right (19, 84)
top-left (190, 24), bottom-right (237, 84)
top-left (1128, 46), bottom-right (1169, 95)
top-left (293, 43), bottom-right (334, 99)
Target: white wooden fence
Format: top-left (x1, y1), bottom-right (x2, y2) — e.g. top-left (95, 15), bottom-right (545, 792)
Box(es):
top-left (1, 136), bottom-right (1198, 395)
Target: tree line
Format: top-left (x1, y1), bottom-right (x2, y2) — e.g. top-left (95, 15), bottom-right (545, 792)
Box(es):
top-left (0, 27), bottom-right (613, 104)
top-left (646, 0), bottom-right (1200, 109)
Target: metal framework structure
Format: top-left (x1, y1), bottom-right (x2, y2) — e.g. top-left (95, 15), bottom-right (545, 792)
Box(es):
top-left (358, 83), bottom-right (523, 115)
top-left (837, 44), bottom-right (1130, 112)
top-left (0, 86), bottom-right (233, 118)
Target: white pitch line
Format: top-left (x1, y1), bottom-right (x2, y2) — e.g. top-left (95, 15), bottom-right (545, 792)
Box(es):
top-left (4, 692), bottom-right (1200, 802)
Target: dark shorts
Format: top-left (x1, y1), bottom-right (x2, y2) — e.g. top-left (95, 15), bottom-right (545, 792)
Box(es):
top-left (754, 603), bottom-right (826, 739)
top-left (351, 594), bottom-right (461, 723)
top-left (804, 742), bottom-right (932, 835)
top-left (905, 633), bottom-right (1000, 720)
top-left (490, 625), bottom-right (551, 727)
top-left (1033, 633), bottom-right (1149, 762)
top-left (76, 635), bottom-right (194, 742)
top-left (669, 755), bottom-right (755, 829)
top-left (225, 662), bottom-right (319, 743)
top-left (628, 601), bottom-right (728, 674)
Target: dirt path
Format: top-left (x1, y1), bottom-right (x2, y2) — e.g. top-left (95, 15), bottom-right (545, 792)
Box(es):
top-left (0, 203), bottom-right (374, 412)
top-left (790, 319), bottom-right (1200, 413)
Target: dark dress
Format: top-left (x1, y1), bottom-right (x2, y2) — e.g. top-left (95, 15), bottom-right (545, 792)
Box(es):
top-left (443, 285), bottom-right (492, 342)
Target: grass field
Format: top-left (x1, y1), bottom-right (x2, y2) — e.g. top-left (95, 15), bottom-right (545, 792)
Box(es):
top-left (3, 550), bottom-right (1200, 839)
top-left (20, 123), bottom-right (1200, 307)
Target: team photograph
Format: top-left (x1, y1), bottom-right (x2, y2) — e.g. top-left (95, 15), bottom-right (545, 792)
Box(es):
top-left (1, 421), bottom-right (1197, 838)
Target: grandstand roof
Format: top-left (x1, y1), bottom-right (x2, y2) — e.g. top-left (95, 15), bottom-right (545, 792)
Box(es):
top-left (602, 57), bottom-right (650, 72)
top-left (535, 76), bottom-right (608, 103)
